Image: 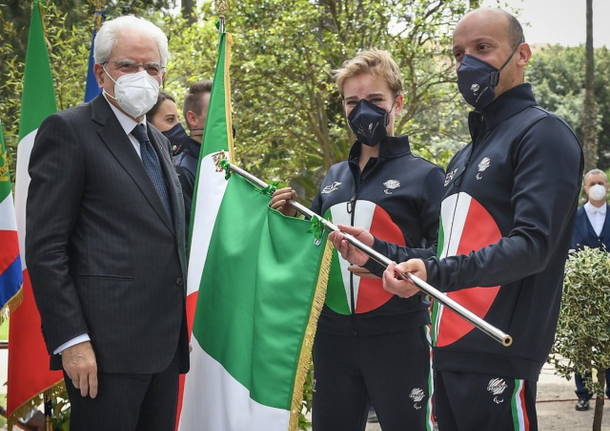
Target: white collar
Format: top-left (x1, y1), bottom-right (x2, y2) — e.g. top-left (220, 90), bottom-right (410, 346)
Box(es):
top-left (585, 201), bottom-right (607, 215)
top-left (103, 94), bottom-right (146, 136)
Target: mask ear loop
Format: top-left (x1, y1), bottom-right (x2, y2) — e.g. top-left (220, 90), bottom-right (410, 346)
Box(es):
top-left (491, 42), bottom-right (522, 86)
top-left (190, 127), bottom-right (204, 138)
top-left (384, 97), bottom-right (399, 127)
top-left (101, 65), bottom-right (119, 101)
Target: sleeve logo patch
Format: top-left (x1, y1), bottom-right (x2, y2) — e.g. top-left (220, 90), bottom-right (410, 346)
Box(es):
top-left (383, 179), bottom-right (400, 195)
top-left (321, 181), bottom-right (342, 194)
top-left (487, 377), bottom-right (507, 404)
top-left (444, 168), bottom-right (458, 187)
top-left (476, 156), bottom-right (491, 180)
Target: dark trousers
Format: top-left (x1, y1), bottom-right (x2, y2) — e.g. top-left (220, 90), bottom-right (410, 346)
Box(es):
top-left (575, 370), bottom-right (610, 401)
top-left (64, 353), bottom-right (180, 431)
top-left (312, 327), bottom-right (432, 431)
top-left (434, 370), bottom-right (537, 431)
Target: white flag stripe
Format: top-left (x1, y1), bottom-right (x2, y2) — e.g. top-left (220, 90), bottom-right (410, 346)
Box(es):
top-left (186, 153), bottom-right (229, 296)
top-left (14, 129), bottom-right (37, 269)
top-left (0, 194), bottom-right (18, 231)
top-left (178, 337), bottom-right (290, 431)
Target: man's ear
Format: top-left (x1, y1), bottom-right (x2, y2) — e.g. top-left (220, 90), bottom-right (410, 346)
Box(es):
top-left (94, 63), bottom-right (105, 87)
top-left (516, 43), bottom-right (532, 68)
top-left (186, 110), bottom-right (197, 130)
top-left (394, 94), bottom-right (405, 115)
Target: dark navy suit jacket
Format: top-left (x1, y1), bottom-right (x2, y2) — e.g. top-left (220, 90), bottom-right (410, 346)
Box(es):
top-left (572, 204), bottom-right (610, 251)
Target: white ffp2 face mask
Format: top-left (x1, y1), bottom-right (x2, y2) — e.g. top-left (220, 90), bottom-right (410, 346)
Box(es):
top-left (103, 68), bottom-right (160, 118)
top-left (589, 184), bottom-right (607, 202)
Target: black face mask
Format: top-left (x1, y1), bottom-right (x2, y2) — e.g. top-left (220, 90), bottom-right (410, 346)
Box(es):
top-left (457, 44), bottom-right (520, 110)
top-left (162, 122), bottom-right (189, 143)
top-left (162, 123), bottom-right (192, 155)
top-left (347, 99), bottom-right (389, 147)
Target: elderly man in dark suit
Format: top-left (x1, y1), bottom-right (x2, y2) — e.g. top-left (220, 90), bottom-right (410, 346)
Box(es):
top-left (26, 15), bottom-right (189, 431)
top-left (571, 168), bottom-right (610, 411)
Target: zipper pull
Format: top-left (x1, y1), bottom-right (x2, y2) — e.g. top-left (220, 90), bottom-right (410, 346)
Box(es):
top-left (346, 195), bottom-right (356, 214)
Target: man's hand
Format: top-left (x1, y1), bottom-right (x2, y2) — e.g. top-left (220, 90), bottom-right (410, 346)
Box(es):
top-left (382, 259), bottom-right (427, 298)
top-left (269, 187), bottom-right (298, 217)
top-left (328, 225), bottom-right (374, 266)
top-left (62, 341), bottom-right (98, 398)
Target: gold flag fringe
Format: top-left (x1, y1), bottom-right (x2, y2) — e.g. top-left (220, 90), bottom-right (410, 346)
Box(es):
top-left (0, 287), bottom-right (23, 324)
top-left (288, 236), bottom-right (333, 431)
top-left (8, 380), bottom-right (66, 431)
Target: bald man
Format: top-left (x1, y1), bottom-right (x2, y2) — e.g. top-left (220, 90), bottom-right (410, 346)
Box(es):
top-left (331, 8), bottom-right (583, 430)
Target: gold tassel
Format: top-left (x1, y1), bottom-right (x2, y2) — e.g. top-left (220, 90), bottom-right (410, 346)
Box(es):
top-left (0, 287), bottom-right (23, 324)
top-left (288, 236), bottom-right (333, 431)
top-left (8, 381), bottom-right (66, 430)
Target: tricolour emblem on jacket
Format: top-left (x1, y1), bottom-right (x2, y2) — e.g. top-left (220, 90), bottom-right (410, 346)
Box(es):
top-left (324, 200), bottom-right (406, 314)
top-left (431, 192), bottom-right (501, 347)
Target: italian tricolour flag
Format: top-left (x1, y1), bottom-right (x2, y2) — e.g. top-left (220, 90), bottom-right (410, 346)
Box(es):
top-left (177, 30), bottom-right (332, 431)
top-left (8, 0), bottom-right (63, 420)
top-left (0, 121), bottom-right (22, 312)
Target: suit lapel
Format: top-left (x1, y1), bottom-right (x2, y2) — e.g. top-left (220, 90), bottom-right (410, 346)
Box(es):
top-left (91, 96), bottom-right (174, 233)
top-left (584, 210), bottom-right (597, 238)
top-left (598, 204), bottom-right (610, 239)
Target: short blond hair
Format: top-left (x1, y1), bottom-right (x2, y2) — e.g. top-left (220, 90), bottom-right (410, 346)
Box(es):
top-left (334, 49), bottom-right (403, 97)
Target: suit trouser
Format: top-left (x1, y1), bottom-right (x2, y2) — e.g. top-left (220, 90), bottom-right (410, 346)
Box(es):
top-left (312, 327), bottom-right (432, 431)
top-left (434, 370), bottom-right (537, 431)
top-left (64, 352), bottom-right (180, 431)
top-left (575, 370), bottom-right (610, 401)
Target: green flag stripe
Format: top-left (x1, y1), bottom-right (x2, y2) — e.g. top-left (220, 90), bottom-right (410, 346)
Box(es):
top-left (193, 174), bottom-right (327, 410)
top-left (188, 31), bottom-right (232, 248)
top-left (18, 1), bottom-right (56, 140)
top-left (0, 121), bottom-right (10, 201)
top-left (201, 32), bottom-right (231, 159)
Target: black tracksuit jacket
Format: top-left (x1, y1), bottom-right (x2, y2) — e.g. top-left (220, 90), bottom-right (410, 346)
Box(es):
top-left (375, 84), bottom-right (583, 380)
top-left (311, 136), bottom-right (445, 335)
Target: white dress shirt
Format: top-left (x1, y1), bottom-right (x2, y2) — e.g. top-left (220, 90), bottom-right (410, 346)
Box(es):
top-left (584, 201), bottom-right (607, 237)
top-left (53, 97), bottom-right (147, 355)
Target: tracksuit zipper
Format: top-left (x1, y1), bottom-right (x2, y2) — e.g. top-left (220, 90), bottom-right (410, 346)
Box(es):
top-left (347, 194), bottom-right (357, 316)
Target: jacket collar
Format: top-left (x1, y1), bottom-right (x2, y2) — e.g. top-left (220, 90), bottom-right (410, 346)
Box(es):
top-left (468, 83), bottom-right (538, 141)
top-left (348, 135), bottom-right (411, 164)
top-left (183, 136), bottom-right (201, 158)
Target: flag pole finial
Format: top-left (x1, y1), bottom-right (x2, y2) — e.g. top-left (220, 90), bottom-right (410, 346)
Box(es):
top-left (89, 0), bottom-right (105, 29)
top-left (215, 0), bottom-right (229, 32)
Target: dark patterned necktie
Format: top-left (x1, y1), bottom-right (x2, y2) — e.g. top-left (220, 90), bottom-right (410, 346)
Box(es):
top-left (131, 124), bottom-right (172, 218)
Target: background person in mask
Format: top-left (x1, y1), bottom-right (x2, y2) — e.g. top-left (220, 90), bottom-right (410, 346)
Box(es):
top-left (147, 90), bottom-right (179, 133)
top-left (571, 168), bottom-right (610, 412)
top-left (26, 15), bottom-right (189, 431)
top-left (270, 49), bottom-right (444, 431)
top-left (172, 80), bottom-right (212, 227)
top-left (370, 8), bottom-right (583, 430)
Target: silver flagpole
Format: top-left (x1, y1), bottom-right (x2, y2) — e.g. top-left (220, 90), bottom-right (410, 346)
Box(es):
top-left (224, 159), bottom-right (512, 347)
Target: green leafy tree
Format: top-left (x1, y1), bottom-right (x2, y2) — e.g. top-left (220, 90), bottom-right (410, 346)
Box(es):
top-left (550, 247), bottom-right (610, 431)
top-left (527, 45), bottom-right (610, 171)
top-left (226, 0), bottom-right (469, 200)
